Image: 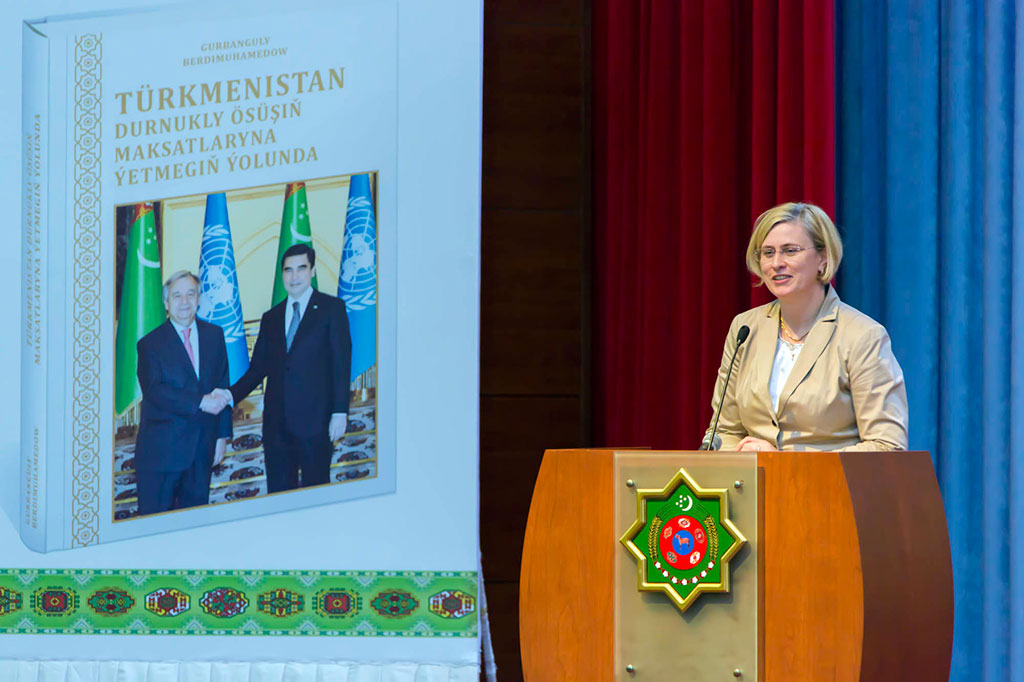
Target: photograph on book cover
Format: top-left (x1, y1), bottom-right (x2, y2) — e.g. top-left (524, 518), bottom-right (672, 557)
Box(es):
top-left (112, 173), bottom-right (380, 522)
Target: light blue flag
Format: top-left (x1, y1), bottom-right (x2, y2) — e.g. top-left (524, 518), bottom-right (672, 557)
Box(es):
top-left (197, 192), bottom-right (250, 384)
top-left (339, 174), bottom-right (378, 379)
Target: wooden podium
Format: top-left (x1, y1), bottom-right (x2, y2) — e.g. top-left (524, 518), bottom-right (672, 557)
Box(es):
top-left (520, 449), bottom-right (953, 681)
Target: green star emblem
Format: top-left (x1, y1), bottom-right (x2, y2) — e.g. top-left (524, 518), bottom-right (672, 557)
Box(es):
top-left (620, 468), bottom-right (747, 613)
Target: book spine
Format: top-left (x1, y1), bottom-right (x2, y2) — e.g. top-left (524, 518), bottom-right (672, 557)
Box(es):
top-left (20, 23), bottom-right (48, 553)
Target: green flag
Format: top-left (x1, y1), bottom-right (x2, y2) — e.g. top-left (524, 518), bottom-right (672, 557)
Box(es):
top-left (271, 181), bottom-right (318, 306)
top-left (114, 203), bottom-right (164, 415)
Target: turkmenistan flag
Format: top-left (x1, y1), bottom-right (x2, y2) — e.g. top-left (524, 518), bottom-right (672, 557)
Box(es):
top-left (271, 181), bottom-right (318, 307)
top-left (114, 203), bottom-right (164, 415)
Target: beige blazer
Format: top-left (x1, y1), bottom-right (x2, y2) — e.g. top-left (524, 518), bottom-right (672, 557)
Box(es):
top-left (705, 286), bottom-right (909, 452)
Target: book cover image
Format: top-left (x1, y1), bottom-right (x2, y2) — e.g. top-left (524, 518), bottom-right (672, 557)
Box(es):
top-left (112, 173), bottom-right (379, 522)
top-left (21, 0), bottom-right (400, 552)
top-left (3, 0), bottom-right (482, 660)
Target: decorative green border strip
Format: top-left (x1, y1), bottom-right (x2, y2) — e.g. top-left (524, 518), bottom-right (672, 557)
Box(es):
top-left (0, 569), bottom-right (477, 637)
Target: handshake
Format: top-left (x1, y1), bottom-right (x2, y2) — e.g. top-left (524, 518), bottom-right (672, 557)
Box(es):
top-left (200, 388), bottom-right (234, 415)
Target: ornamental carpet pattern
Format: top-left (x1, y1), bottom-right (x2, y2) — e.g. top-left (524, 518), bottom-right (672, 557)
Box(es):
top-left (0, 569), bottom-right (476, 636)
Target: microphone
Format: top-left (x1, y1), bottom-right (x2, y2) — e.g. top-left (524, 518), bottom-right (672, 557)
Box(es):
top-left (702, 324), bottom-right (750, 451)
top-left (700, 433), bottom-right (722, 451)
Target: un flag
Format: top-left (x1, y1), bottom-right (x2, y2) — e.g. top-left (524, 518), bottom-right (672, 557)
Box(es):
top-left (197, 192), bottom-right (250, 383)
top-left (339, 174), bottom-right (377, 379)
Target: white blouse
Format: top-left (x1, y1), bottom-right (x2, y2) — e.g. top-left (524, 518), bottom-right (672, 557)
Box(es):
top-left (769, 336), bottom-right (803, 413)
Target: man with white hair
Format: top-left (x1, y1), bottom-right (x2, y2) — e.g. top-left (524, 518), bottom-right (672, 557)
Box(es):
top-left (134, 270), bottom-right (232, 515)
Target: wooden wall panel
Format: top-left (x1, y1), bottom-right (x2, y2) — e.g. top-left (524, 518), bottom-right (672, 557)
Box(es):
top-left (484, 0), bottom-right (585, 26)
top-left (480, 0), bottom-right (591, 679)
top-left (483, 23), bottom-right (584, 209)
top-left (483, 582), bottom-right (525, 682)
top-left (480, 396), bottom-right (582, 581)
top-left (481, 210), bottom-right (582, 396)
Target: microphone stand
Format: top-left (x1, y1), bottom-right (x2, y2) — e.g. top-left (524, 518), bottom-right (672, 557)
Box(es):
top-left (702, 325), bottom-right (750, 450)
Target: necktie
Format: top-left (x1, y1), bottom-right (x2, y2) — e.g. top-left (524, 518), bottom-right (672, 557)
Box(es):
top-left (182, 327), bottom-right (197, 375)
top-left (286, 301), bottom-right (300, 351)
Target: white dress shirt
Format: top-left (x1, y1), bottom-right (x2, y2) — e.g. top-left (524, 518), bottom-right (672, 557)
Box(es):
top-left (169, 318), bottom-right (200, 377)
top-left (283, 286), bottom-right (314, 335)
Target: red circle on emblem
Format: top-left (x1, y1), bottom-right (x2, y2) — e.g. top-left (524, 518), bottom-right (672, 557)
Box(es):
top-left (658, 515), bottom-right (708, 570)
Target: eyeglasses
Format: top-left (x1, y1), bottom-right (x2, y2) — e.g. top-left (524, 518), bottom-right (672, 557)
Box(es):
top-left (755, 245), bottom-right (818, 261)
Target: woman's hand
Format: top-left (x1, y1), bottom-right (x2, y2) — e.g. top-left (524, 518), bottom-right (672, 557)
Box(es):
top-left (736, 436), bottom-right (776, 452)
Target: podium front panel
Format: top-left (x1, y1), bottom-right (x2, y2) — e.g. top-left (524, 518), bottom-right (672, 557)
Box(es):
top-left (614, 451), bottom-right (758, 681)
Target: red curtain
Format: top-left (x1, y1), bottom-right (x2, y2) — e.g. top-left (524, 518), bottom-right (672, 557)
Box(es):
top-left (593, 0), bottom-right (836, 448)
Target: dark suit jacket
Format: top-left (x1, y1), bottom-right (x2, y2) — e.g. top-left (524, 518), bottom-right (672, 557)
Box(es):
top-left (135, 319), bottom-right (233, 472)
top-left (231, 289), bottom-right (351, 437)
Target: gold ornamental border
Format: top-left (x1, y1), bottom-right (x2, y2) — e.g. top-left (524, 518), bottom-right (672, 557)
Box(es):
top-left (71, 33), bottom-right (103, 547)
top-left (619, 467), bottom-right (747, 613)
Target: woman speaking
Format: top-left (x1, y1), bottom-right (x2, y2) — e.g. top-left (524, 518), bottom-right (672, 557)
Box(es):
top-left (705, 202), bottom-right (909, 452)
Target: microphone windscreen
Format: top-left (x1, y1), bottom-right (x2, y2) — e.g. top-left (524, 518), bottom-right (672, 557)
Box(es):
top-left (700, 433), bottom-right (722, 451)
top-left (737, 325), bottom-right (750, 344)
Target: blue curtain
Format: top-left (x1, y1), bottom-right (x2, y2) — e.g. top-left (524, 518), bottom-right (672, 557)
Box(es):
top-left (838, 1), bottom-right (1024, 678)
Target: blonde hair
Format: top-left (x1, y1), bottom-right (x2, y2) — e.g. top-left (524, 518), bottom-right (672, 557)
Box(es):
top-left (745, 202), bottom-right (843, 284)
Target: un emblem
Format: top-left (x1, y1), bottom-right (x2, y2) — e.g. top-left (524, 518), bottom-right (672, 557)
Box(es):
top-left (198, 223), bottom-right (245, 341)
top-left (340, 196), bottom-right (377, 311)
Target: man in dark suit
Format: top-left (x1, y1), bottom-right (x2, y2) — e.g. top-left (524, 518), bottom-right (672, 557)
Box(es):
top-left (222, 244), bottom-right (351, 493)
top-left (134, 270), bottom-right (233, 516)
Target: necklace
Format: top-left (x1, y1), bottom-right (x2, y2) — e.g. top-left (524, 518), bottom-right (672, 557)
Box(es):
top-left (779, 315), bottom-right (808, 344)
top-left (779, 336), bottom-right (801, 361)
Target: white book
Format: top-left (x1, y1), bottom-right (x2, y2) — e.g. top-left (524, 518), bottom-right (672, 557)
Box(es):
top-left (22, 0), bottom-right (399, 552)
top-left (5, 0), bottom-right (482, 659)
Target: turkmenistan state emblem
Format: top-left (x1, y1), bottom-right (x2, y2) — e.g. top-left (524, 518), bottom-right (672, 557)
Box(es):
top-left (620, 468), bottom-right (746, 613)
